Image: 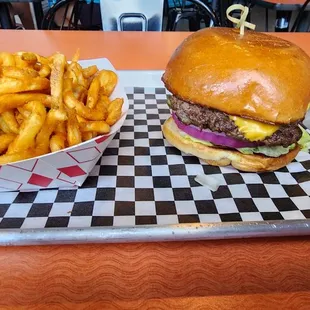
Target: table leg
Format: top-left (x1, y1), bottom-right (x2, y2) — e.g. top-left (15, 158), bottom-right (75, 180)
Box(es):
top-left (33, 2), bottom-right (44, 29)
top-left (274, 10), bottom-right (292, 32)
top-left (0, 3), bottom-right (14, 29)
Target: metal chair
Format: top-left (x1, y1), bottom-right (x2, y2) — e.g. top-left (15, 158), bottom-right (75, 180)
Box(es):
top-left (0, 3), bottom-right (16, 29)
top-left (99, 0), bottom-right (165, 31)
top-left (250, 0), bottom-right (310, 32)
top-left (166, 0), bottom-right (220, 31)
top-left (0, 2), bottom-right (32, 29)
top-left (41, 0), bottom-right (102, 30)
top-left (291, 0), bottom-right (310, 31)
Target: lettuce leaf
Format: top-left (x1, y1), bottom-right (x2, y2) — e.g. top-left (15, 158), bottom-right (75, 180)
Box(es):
top-left (298, 125), bottom-right (310, 152)
top-left (238, 144), bottom-right (295, 157)
top-left (166, 95), bottom-right (172, 109)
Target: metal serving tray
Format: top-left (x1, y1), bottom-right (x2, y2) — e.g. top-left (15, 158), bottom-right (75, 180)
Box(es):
top-left (0, 70), bottom-right (309, 246)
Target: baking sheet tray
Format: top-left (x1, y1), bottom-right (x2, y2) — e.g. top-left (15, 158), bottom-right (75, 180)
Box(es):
top-left (0, 70), bottom-right (309, 246)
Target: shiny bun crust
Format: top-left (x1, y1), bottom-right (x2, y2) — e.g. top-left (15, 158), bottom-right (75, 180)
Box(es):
top-left (162, 117), bottom-right (300, 172)
top-left (162, 28), bottom-right (310, 124)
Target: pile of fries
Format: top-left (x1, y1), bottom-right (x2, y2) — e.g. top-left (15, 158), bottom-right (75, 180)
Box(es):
top-left (0, 49), bottom-right (124, 165)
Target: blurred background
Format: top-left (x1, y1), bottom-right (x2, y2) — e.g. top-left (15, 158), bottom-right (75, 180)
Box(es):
top-left (0, 0), bottom-right (308, 32)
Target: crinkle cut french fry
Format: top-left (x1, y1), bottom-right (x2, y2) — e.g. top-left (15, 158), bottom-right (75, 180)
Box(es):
top-left (82, 65), bottom-right (98, 79)
top-left (47, 52), bottom-right (59, 63)
top-left (97, 70), bottom-right (118, 97)
top-left (50, 53), bottom-right (66, 109)
top-left (14, 55), bottom-right (30, 69)
top-left (50, 133), bottom-right (66, 152)
top-left (36, 109), bottom-right (67, 154)
top-left (63, 77), bottom-right (73, 93)
top-left (80, 121), bottom-right (110, 134)
top-left (14, 52), bottom-right (37, 69)
top-left (2, 66), bottom-right (39, 79)
top-left (33, 53), bottom-right (50, 65)
top-left (7, 101), bottom-right (46, 155)
top-left (64, 91), bottom-right (106, 121)
top-left (81, 131), bottom-right (94, 141)
top-left (79, 90), bottom-right (87, 104)
top-left (1, 111), bottom-right (19, 134)
top-left (0, 151), bottom-right (37, 165)
top-left (0, 116), bottom-right (12, 133)
top-left (71, 48), bottom-right (80, 63)
top-left (86, 74), bottom-right (96, 89)
top-left (106, 98), bottom-right (124, 126)
top-left (17, 52), bottom-right (37, 66)
top-left (34, 63), bottom-right (51, 78)
top-left (0, 133), bottom-right (16, 154)
top-left (86, 77), bottom-right (100, 108)
top-left (0, 52), bottom-right (15, 66)
top-left (73, 84), bottom-right (88, 101)
top-left (64, 68), bottom-right (78, 85)
top-left (69, 62), bottom-right (87, 88)
top-left (55, 121), bottom-right (66, 134)
top-left (76, 114), bottom-right (87, 123)
top-left (66, 108), bottom-right (81, 147)
top-left (97, 94), bottom-right (111, 114)
top-left (15, 111), bottom-right (24, 126)
top-left (0, 77), bottom-right (50, 95)
top-left (17, 106), bottom-right (30, 119)
top-left (0, 94), bottom-right (52, 114)
top-left (95, 97), bottom-right (108, 120)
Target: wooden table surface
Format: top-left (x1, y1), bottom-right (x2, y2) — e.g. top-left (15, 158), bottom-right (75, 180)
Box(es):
top-left (1, 30), bottom-right (310, 309)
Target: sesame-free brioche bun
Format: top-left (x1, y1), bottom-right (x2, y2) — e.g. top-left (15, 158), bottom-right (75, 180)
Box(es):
top-left (162, 117), bottom-right (300, 172)
top-left (162, 28), bottom-right (310, 124)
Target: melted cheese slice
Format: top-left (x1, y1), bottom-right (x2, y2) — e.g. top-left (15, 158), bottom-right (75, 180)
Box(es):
top-left (229, 115), bottom-right (279, 141)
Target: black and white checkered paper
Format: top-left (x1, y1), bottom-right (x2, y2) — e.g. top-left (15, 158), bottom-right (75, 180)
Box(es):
top-left (0, 87), bottom-right (309, 229)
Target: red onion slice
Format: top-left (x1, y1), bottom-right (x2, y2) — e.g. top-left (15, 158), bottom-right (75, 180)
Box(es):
top-left (172, 113), bottom-right (258, 149)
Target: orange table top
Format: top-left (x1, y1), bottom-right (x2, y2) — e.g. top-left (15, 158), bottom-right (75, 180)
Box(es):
top-left (1, 30), bottom-right (310, 309)
top-left (1, 30), bottom-right (310, 70)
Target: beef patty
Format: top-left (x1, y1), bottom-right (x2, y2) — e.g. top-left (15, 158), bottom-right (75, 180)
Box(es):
top-left (169, 96), bottom-right (302, 148)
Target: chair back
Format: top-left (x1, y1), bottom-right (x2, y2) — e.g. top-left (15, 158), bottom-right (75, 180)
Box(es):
top-left (166, 0), bottom-right (220, 31)
top-left (99, 0), bottom-right (165, 31)
top-left (291, 0), bottom-right (310, 31)
top-left (42, 0), bottom-right (102, 30)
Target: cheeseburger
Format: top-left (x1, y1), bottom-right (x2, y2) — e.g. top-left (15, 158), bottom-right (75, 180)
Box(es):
top-left (162, 27), bottom-right (310, 172)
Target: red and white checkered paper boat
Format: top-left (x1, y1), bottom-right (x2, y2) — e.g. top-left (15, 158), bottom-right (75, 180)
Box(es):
top-left (0, 58), bottom-right (129, 192)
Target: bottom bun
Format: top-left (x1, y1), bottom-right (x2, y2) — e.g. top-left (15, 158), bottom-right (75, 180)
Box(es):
top-left (162, 117), bottom-right (300, 172)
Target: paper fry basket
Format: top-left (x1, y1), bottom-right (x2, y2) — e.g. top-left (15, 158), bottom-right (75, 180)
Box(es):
top-left (0, 58), bottom-right (129, 192)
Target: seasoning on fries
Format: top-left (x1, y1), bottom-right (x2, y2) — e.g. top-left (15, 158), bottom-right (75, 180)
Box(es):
top-left (0, 50), bottom-right (124, 165)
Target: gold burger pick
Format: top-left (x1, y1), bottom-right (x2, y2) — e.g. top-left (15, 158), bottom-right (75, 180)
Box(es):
top-left (226, 4), bottom-right (256, 36)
